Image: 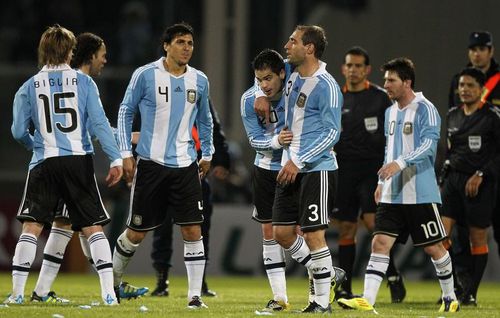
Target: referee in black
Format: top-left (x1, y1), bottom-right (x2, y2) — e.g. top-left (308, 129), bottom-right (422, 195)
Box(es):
top-left (330, 46), bottom-right (405, 302)
top-left (440, 67), bottom-right (500, 306)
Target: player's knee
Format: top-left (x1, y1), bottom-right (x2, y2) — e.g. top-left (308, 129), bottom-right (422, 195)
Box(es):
top-left (371, 236), bottom-right (392, 254)
top-left (21, 221), bottom-right (44, 237)
top-left (53, 218), bottom-right (72, 229)
top-left (180, 224), bottom-right (202, 241)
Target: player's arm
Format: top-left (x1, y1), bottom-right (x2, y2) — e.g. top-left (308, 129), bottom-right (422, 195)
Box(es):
top-left (196, 80), bottom-right (214, 177)
top-left (11, 81), bottom-right (34, 150)
top-left (295, 80), bottom-right (343, 168)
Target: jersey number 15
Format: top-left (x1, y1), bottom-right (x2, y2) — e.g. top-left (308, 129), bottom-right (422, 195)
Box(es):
top-left (39, 92), bottom-right (77, 133)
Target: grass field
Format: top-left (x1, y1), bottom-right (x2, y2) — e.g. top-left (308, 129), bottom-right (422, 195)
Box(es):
top-left (1, 273), bottom-right (499, 317)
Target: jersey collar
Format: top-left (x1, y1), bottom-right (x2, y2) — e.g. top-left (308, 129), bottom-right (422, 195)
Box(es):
top-left (40, 64), bottom-right (72, 72)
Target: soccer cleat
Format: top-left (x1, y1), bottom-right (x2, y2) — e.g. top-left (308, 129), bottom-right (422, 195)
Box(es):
top-left (262, 299), bottom-right (290, 312)
top-left (3, 294), bottom-right (23, 304)
top-left (459, 293), bottom-right (477, 306)
top-left (202, 288), bottom-right (217, 297)
top-left (330, 267), bottom-right (347, 303)
top-left (31, 291), bottom-right (70, 304)
top-left (187, 296), bottom-right (208, 309)
top-left (439, 296), bottom-right (460, 312)
top-left (334, 289), bottom-right (358, 301)
top-left (151, 280), bottom-right (169, 297)
top-left (301, 301), bottom-right (332, 313)
top-left (117, 282), bottom-right (149, 300)
top-left (103, 293), bottom-right (119, 306)
top-left (387, 275), bottom-right (406, 303)
top-left (338, 297), bottom-right (374, 311)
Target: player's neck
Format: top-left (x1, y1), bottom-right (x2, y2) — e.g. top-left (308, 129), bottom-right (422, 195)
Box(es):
top-left (79, 64), bottom-right (91, 76)
top-left (463, 101), bottom-right (480, 115)
top-left (397, 90), bottom-right (416, 109)
top-left (297, 58), bottom-right (319, 77)
top-left (164, 57), bottom-right (187, 76)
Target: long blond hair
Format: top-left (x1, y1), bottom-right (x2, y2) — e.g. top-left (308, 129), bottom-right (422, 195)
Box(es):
top-left (38, 24), bottom-right (76, 68)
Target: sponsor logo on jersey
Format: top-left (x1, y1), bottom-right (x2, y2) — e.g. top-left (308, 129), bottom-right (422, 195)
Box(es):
top-left (296, 93), bottom-right (307, 108)
top-left (403, 122), bottom-right (413, 134)
top-left (175, 86), bottom-right (183, 92)
top-left (187, 89), bottom-right (197, 103)
top-left (468, 136), bottom-right (481, 152)
top-left (132, 214), bottom-right (142, 226)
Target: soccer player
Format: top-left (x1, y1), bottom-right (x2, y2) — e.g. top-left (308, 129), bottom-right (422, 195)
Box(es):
top-left (331, 46), bottom-right (405, 302)
top-left (27, 32), bottom-right (147, 303)
top-left (113, 22), bottom-right (214, 309)
top-left (338, 57), bottom-right (459, 313)
top-left (6, 25), bottom-right (122, 305)
top-left (271, 25), bottom-right (343, 313)
top-left (440, 67), bottom-right (500, 305)
top-left (241, 49), bottom-right (294, 311)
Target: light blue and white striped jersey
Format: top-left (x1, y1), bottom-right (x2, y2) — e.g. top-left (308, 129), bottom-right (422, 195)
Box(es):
top-left (380, 92), bottom-right (441, 204)
top-left (282, 62), bottom-right (342, 172)
top-left (11, 64), bottom-right (121, 170)
top-left (117, 57), bottom-right (214, 168)
top-left (240, 86), bottom-right (286, 171)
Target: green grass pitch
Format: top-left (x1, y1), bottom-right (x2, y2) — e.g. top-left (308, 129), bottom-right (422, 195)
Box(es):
top-left (1, 273), bottom-right (499, 317)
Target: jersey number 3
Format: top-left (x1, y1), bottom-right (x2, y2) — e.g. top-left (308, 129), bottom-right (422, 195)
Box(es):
top-left (39, 92), bottom-right (77, 133)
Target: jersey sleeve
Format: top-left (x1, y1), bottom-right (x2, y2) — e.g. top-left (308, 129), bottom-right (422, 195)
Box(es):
top-left (297, 80), bottom-right (343, 165)
top-left (396, 103), bottom-right (441, 168)
top-left (196, 79), bottom-right (214, 160)
top-left (117, 68), bottom-right (143, 157)
top-left (85, 77), bottom-right (122, 166)
top-left (11, 80), bottom-right (34, 150)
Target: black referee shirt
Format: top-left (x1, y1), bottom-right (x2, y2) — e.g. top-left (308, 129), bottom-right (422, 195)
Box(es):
top-left (446, 102), bottom-right (500, 178)
top-left (335, 82), bottom-right (391, 162)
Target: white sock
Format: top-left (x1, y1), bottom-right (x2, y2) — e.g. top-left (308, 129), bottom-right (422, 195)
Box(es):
top-left (263, 239), bottom-right (287, 303)
top-left (363, 253), bottom-right (389, 305)
top-left (310, 247), bottom-right (332, 308)
top-left (12, 233), bottom-right (37, 298)
top-left (286, 235), bottom-right (312, 268)
top-left (184, 237), bottom-right (205, 300)
top-left (79, 233), bottom-right (96, 271)
top-left (112, 231), bottom-right (139, 286)
top-left (88, 232), bottom-right (116, 303)
top-left (33, 227), bottom-right (73, 296)
top-left (432, 251), bottom-right (456, 299)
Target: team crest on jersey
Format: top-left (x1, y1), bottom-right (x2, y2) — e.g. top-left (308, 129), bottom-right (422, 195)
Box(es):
top-left (364, 117), bottom-right (378, 133)
top-left (132, 214), bottom-right (142, 226)
top-left (468, 136), bottom-right (481, 152)
top-left (187, 89), bottom-right (197, 103)
top-left (296, 93), bottom-right (307, 108)
top-left (403, 122), bottom-right (413, 134)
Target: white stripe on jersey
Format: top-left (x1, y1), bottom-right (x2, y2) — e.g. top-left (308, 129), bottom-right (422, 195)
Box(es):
top-left (151, 71), bottom-right (172, 162)
top-left (382, 107), bottom-right (398, 199)
top-left (62, 70), bottom-right (84, 154)
top-left (401, 107), bottom-right (417, 203)
top-left (35, 72), bottom-right (59, 159)
top-left (432, 203), bottom-right (447, 237)
top-left (17, 171), bottom-right (30, 216)
top-left (176, 70), bottom-right (198, 167)
top-left (320, 171), bottom-right (328, 225)
top-left (131, 64), bottom-right (154, 90)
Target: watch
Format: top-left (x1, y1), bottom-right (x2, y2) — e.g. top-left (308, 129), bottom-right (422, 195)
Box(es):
top-left (475, 170), bottom-right (484, 177)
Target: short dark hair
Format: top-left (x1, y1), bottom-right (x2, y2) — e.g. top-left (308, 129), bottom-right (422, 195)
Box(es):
top-left (296, 25), bottom-right (327, 59)
top-left (344, 46), bottom-right (370, 65)
top-left (71, 32), bottom-right (104, 68)
top-left (252, 49), bottom-right (285, 75)
top-left (459, 67), bottom-right (486, 87)
top-left (381, 57), bottom-right (416, 88)
top-left (161, 22), bottom-right (194, 45)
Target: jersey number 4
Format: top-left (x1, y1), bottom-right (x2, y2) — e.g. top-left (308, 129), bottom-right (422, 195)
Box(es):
top-left (39, 92), bottom-right (77, 133)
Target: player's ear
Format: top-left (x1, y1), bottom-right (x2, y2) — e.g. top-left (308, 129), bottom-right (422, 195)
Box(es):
top-left (366, 65), bottom-right (372, 76)
top-left (279, 69), bottom-right (285, 80)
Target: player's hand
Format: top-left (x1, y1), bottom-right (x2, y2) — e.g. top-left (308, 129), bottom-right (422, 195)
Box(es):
top-left (211, 166), bottom-right (229, 180)
top-left (465, 174), bottom-right (483, 197)
top-left (123, 157), bottom-right (136, 184)
top-left (254, 96), bottom-right (271, 124)
top-left (277, 159), bottom-right (299, 186)
top-left (278, 126), bottom-right (293, 147)
top-left (378, 161), bottom-right (401, 180)
top-left (374, 184), bottom-right (383, 204)
top-left (199, 159), bottom-right (211, 179)
top-left (106, 166), bottom-right (123, 187)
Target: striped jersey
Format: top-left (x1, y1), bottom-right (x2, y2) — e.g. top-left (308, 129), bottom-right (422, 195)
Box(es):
top-left (117, 57), bottom-right (214, 168)
top-left (11, 64), bottom-right (121, 170)
top-left (240, 86), bottom-right (286, 171)
top-left (283, 63), bottom-right (342, 172)
top-left (380, 92), bottom-right (441, 204)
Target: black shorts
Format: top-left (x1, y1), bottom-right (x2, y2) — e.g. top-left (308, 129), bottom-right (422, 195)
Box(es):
top-left (251, 166), bottom-right (278, 223)
top-left (127, 158), bottom-right (204, 231)
top-left (441, 170), bottom-right (496, 228)
top-left (331, 160), bottom-right (380, 221)
top-left (273, 170), bottom-right (337, 232)
top-left (374, 203), bottom-right (447, 247)
top-left (16, 155), bottom-right (110, 231)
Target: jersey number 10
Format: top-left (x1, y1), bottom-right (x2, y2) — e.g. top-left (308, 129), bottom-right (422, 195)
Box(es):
top-left (39, 92), bottom-right (77, 133)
